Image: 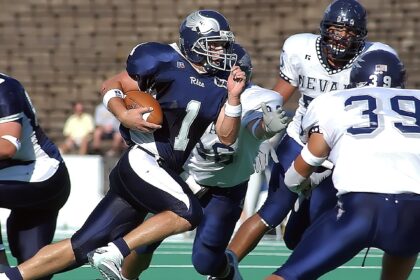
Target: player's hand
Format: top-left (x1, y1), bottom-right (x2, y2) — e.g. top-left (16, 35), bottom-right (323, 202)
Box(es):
top-left (119, 107), bottom-right (162, 133)
top-left (261, 103), bottom-right (289, 137)
top-left (309, 167), bottom-right (332, 188)
top-left (226, 65), bottom-right (246, 102)
top-left (253, 140), bottom-right (279, 173)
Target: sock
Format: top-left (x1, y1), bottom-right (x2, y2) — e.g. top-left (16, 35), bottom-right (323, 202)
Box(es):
top-left (113, 238), bottom-right (131, 258)
top-left (5, 267), bottom-right (23, 280)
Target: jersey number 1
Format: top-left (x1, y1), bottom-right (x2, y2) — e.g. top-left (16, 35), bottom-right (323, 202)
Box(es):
top-left (174, 101), bottom-right (201, 151)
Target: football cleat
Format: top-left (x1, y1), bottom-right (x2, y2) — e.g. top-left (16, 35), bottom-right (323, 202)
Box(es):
top-left (87, 243), bottom-right (123, 280)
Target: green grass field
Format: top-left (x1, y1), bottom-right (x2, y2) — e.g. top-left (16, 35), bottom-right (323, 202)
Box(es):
top-left (5, 234), bottom-right (420, 280)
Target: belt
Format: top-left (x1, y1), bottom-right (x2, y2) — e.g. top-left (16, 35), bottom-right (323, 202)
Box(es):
top-left (135, 145), bottom-right (165, 167)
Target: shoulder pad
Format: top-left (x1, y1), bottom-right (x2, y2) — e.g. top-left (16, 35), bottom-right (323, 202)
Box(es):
top-left (126, 42), bottom-right (179, 77)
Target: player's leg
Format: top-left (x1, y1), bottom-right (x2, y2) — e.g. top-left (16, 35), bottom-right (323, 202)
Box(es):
top-left (381, 253), bottom-right (417, 280)
top-left (88, 148), bottom-right (203, 278)
top-left (377, 193), bottom-right (420, 280)
top-left (283, 174), bottom-right (336, 249)
top-left (192, 183), bottom-right (247, 279)
top-left (228, 135), bottom-right (301, 261)
top-left (6, 163), bottom-right (70, 266)
top-left (7, 209), bottom-right (59, 280)
top-left (120, 245), bottom-right (159, 280)
top-left (271, 193), bottom-right (373, 280)
top-left (282, 198), bottom-right (310, 250)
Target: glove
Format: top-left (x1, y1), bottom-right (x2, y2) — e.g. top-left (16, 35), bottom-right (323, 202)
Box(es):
top-left (293, 167), bottom-right (332, 212)
top-left (309, 168), bottom-right (332, 188)
top-left (261, 102), bottom-right (289, 136)
top-left (253, 140), bottom-right (279, 173)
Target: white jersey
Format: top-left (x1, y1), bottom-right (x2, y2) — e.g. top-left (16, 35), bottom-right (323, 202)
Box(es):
top-left (279, 33), bottom-right (398, 145)
top-left (183, 84), bottom-right (283, 188)
top-left (302, 87), bottom-right (420, 195)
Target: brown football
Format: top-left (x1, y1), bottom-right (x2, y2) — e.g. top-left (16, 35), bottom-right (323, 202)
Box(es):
top-left (123, 90), bottom-right (163, 125)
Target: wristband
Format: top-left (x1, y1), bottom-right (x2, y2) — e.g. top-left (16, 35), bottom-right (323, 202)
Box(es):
top-left (103, 89), bottom-right (125, 109)
top-left (224, 102), bottom-right (242, 118)
top-left (301, 145), bottom-right (327, 167)
top-left (1, 135), bottom-right (21, 150)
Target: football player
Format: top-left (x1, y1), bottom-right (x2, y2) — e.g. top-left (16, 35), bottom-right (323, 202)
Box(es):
top-left (266, 49), bottom-right (420, 280)
top-left (228, 0), bottom-right (400, 260)
top-left (0, 10), bottom-right (246, 280)
top-left (87, 43), bottom-right (288, 280)
top-left (0, 73), bottom-right (71, 280)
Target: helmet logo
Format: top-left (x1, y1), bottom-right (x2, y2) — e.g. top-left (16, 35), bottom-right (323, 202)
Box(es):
top-left (337, 15), bottom-right (354, 26)
top-left (186, 11), bottom-right (221, 35)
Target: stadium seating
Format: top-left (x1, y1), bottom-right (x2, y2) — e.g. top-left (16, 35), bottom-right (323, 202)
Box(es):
top-left (0, 0), bottom-right (418, 144)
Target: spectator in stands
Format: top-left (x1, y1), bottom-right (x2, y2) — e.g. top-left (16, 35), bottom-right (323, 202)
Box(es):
top-left (92, 102), bottom-right (125, 157)
top-left (59, 102), bottom-right (94, 155)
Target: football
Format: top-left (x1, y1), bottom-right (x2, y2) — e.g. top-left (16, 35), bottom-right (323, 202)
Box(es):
top-left (123, 90), bottom-right (163, 125)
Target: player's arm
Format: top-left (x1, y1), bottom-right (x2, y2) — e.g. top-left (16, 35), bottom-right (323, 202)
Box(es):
top-left (0, 121), bottom-right (22, 159)
top-left (284, 132), bottom-right (330, 193)
top-left (273, 77), bottom-right (296, 104)
top-left (101, 71), bottom-right (161, 132)
top-left (215, 65), bottom-right (246, 146)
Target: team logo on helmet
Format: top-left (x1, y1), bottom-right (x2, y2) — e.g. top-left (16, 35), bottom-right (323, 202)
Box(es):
top-left (185, 11), bottom-right (221, 35)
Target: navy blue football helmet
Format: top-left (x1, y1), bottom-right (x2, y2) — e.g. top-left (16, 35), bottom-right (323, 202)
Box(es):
top-left (179, 10), bottom-right (237, 73)
top-left (349, 50), bottom-right (405, 88)
top-left (320, 0), bottom-right (368, 62)
top-left (232, 43), bottom-right (253, 83)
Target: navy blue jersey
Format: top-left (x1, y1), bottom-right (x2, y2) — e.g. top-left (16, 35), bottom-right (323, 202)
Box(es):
top-left (122, 42), bottom-right (228, 172)
top-left (0, 73), bottom-right (62, 172)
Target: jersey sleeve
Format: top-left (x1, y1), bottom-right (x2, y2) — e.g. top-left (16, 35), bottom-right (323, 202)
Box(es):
top-left (126, 42), bottom-right (173, 91)
top-left (300, 94), bottom-right (331, 144)
top-left (0, 79), bottom-right (25, 123)
top-left (279, 34), bottom-right (303, 87)
top-left (301, 93), bottom-right (345, 148)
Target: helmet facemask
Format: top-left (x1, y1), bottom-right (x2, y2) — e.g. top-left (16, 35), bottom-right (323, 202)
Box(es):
top-left (191, 31), bottom-right (237, 73)
top-left (320, 22), bottom-right (367, 63)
